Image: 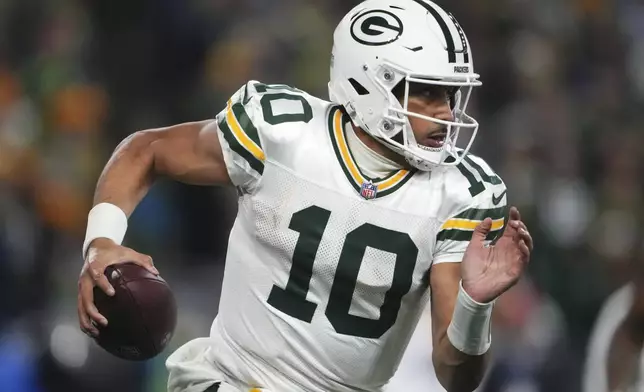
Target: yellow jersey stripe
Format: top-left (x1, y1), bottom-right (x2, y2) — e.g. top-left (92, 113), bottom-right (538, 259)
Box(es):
top-left (333, 109), bottom-right (411, 191)
top-left (441, 217), bottom-right (505, 231)
top-left (226, 99), bottom-right (265, 162)
top-left (377, 169), bottom-right (409, 191)
top-left (333, 110), bottom-right (365, 184)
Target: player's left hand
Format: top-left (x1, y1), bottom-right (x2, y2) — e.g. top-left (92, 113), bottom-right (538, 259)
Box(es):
top-left (460, 206), bottom-right (533, 304)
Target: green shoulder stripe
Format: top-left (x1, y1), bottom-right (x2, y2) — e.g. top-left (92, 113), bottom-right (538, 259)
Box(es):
top-left (218, 116), bottom-right (264, 175)
top-left (454, 206), bottom-right (508, 221)
top-left (436, 228), bottom-right (503, 242)
top-left (231, 102), bottom-right (262, 149)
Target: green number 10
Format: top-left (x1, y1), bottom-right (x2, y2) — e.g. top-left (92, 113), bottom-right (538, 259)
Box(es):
top-left (267, 206), bottom-right (419, 339)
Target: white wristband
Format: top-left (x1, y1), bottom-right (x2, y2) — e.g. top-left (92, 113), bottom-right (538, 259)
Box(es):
top-left (446, 281), bottom-right (494, 356)
top-left (82, 203), bottom-right (128, 259)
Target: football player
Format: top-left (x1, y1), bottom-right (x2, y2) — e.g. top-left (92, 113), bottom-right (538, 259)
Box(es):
top-left (77, 0), bottom-right (533, 391)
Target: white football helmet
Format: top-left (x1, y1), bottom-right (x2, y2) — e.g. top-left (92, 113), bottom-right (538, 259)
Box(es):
top-left (328, 0), bottom-right (481, 171)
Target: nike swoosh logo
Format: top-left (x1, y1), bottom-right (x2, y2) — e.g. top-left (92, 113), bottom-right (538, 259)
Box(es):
top-left (492, 190), bottom-right (507, 206)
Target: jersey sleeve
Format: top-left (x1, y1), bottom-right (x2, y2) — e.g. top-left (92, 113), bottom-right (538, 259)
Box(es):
top-left (215, 81), bottom-right (267, 192)
top-left (215, 80), bottom-right (318, 193)
top-left (432, 158), bottom-right (509, 265)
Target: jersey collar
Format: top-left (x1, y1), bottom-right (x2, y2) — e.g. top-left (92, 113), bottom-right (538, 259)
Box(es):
top-left (327, 106), bottom-right (416, 199)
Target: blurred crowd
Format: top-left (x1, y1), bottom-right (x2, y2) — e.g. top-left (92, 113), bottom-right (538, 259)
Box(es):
top-left (0, 0), bottom-right (643, 391)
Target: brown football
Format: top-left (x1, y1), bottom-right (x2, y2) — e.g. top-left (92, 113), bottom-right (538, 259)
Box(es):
top-left (92, 262), bottom-right (177, 361)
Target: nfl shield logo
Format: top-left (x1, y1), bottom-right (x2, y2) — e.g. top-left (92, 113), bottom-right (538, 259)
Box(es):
top-left (360, 181), bottom-right (378, 200)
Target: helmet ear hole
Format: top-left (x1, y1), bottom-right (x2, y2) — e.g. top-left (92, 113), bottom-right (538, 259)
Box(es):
top-left (391, 81), bottom-right (406, 102)
top-left (391, 132), bottom-right (404, 145)
top-left (348, 78), bottom-right (370, 96)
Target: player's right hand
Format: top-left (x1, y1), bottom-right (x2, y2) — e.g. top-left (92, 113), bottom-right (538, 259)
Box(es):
top-left (77, 238), bottom-right (158, 337)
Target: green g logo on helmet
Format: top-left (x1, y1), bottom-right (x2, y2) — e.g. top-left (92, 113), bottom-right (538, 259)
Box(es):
top-left (350, 10), bottom-right (404, 46)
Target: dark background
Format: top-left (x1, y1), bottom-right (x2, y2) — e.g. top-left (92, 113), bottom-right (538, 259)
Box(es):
top-left (0, 0), bottom-right (642, 390)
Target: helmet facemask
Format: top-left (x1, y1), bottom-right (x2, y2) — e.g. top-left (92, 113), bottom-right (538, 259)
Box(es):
top-left (360, 60), bottom-right (482, 171)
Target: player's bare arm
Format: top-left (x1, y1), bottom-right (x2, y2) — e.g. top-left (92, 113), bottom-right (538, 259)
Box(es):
top-left (430, 262), bottom-right (487, 391)
top-left (96, 120), bottom-right (231, 212)
top-left (78, 120), bottom-right (231, 336)
top-left (430, 207), bottom-right (533, 392)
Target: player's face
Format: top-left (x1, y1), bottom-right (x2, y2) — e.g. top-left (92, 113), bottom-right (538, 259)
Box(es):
top-left (405, 84), bottom-right (457, 149)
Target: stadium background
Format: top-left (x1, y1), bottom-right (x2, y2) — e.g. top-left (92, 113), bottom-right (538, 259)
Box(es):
top-left (0, 0), bottom-right (642, 391)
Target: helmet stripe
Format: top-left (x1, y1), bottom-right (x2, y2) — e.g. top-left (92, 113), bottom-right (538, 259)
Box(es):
top-left (411, 0), bottom-right (457, 63)
top-left (447, 12), bottom-right (469, 63)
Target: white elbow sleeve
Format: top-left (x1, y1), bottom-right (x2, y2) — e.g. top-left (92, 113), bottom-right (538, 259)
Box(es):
top-left (82, 203), bottom-right (128, 259)
top-left (446, 280), bottom-right (494, 356)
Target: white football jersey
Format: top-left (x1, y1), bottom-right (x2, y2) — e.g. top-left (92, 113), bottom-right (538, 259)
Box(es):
top-left (207, 81), bottom-right (508, 392)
